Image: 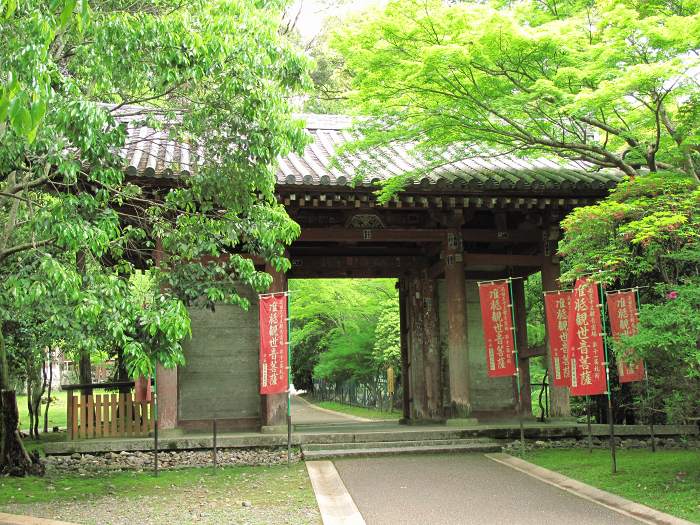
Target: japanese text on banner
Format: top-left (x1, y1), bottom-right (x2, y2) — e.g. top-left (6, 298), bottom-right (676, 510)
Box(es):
top-left (259, 294), bottom-right (288, 395)
top-left (567, 278), bottom-right (607, 396)
top-left (544, 290), bottom-right (573, 387)
top-left (607, 291), bottom-right (645, 383)
top-left (478, 281), bottom-right (516, 378)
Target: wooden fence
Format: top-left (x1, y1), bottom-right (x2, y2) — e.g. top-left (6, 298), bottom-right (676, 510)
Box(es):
top-left (67, 391), bottom-right (154, 440)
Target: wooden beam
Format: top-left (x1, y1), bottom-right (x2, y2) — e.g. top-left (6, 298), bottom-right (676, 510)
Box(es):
top-left (288, 255), bottom-right (427, 278)
top-left (463, 253), bottom-right (546, 266)
top-left (429, 259), bottom-right (540, 280)
top-left (296, 227), bottom-right (543, 244)
top-left (298, 228), bottom-right (446, 243)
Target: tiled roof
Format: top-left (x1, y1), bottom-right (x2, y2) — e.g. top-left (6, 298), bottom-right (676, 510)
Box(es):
top-left (120, 112), bottom-right (623, 192)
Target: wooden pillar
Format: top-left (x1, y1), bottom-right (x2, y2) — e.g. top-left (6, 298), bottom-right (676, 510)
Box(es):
top-left (261, 264), bottom-right (288, 429)
top-left (444, 224), bottom-right (471, 416)
top-left (404, 273), bottom-right (443, 421)
top-left (152, 237), bottom-right (178, 430)
top-left (156, 363), bottom-right (178, 430)
top-left (511, 279), bottom-right (531, 415)
top-left (406, 275), bottom-right (427, 419)
top-left (398, 279), bottom-right (410, 421)
top-left (421, 274), bottom-right (443, 420)
top-left (542, 257), bottom-right (571, 417)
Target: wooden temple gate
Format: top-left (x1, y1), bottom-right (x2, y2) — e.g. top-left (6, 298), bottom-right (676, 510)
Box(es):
top-left (121, 113), bottom-right (619, 432)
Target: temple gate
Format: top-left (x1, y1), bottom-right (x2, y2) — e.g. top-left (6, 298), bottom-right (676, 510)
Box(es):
top-left (133, 114), bottom-right (620, 431)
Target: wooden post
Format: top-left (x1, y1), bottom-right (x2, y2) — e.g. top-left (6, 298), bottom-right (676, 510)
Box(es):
top-left (511, 279), bottom-right (532, 416)
top-left (406, 275), bottom-right (428, 419)
top-left (95, 395), bottom-right (102, 438)
top-left (421, 273), bottom-right (443, 420)
top-left (80, 395), bottom-right (87, 439)
top-left (67, 390), bottom-right (74, 440)
top-left (398, 279), bottom-right (411, 422)
top-left (541, 256), bottom-right (571, 417)
top-left (86, 395), bottom-right (93, 438)
top-left (443, 223), bottom-right (471, 417)
top-left (110, 394), bottom-right (118, 436)
top-left (103, 395), bottom-right (111, 438)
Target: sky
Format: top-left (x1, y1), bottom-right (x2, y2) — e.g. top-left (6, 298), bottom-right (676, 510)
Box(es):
top-left (290, 0), bottom-right (386, 43)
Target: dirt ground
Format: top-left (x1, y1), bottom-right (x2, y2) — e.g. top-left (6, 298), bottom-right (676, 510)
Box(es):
top-left (1, 466), bottom-right (320, 525)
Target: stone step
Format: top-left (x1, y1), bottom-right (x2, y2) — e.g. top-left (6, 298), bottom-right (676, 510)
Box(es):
top-left (302, 441), bottom-right (502, 460)
top-left (303, 438), bottom-right (495, 451)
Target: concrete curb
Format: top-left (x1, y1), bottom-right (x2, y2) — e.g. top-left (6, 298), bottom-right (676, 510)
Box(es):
top-left (486, 452), bottom-right (695, 525)
top-left (306, 461), bottom-right (366, 525)
top-left (0, 513), bottom-right (78, 525)
top-left (297, 397), bottom-right (374, 423)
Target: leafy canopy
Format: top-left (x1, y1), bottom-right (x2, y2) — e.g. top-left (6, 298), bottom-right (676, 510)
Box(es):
top-left (333, 0), bottom-right (700, 198)
top-left (289, 279), bottom-right (398, 386)
top-left (0, 0), bottom-right (310, 378)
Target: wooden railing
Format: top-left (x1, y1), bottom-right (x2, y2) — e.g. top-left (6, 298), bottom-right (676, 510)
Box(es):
top-left (64, 382), bottom-right (155, 440)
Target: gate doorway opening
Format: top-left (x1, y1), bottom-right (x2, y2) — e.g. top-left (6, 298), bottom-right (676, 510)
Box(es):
top-left (288, 278), bottom-right (403, 429)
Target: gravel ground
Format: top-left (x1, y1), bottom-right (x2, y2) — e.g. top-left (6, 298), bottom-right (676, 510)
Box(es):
top-left (502, 436), bottom-right (700, 453)
top-left (1, 461), bottom-right (320, 525)
top-left (44, 448), bottom-right (302, 474)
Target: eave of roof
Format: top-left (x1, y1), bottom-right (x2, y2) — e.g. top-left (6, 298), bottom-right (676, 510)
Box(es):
top-left (119, 112), bottom-right (622, 194)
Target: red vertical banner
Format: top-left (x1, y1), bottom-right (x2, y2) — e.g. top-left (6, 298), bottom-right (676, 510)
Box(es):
top-left (568, 278), bottom-right (607, 396)
top-left (478, 280), bottom-right (516, 378)
top-left (259, 293), bottom-right (288, 395)
top-left (607, 290), bottom-right (645, 383)
top-left (544, 290), bottom-right (573, 387)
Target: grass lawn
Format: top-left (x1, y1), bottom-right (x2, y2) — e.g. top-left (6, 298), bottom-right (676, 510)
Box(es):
top-left (16, 390), bottom-right (67, 432)
top-left (524, 448), bottom-right (700, 523)
top-left (312, 399), bottom-right (402, 420)
top-left (0, 463), bottom-right (320, 524)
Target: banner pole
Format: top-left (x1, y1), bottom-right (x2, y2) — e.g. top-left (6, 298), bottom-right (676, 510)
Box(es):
top-left (586, 395), bottom-right (593, 453)
top-left (508, 278), bottom-right (526, 452)
top-left (599, 282), bottom-right (617, 474)
top-left (287, 291), bottom-right (292, 467)
top-left (153, 373), bottom-right (158, 478)
top-left (634, 287), bottom-right (656, 453)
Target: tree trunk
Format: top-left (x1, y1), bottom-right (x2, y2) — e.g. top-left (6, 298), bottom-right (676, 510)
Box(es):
top-left (0, 390), bottom-right (43, 476)
top-left (43, 350), bottom-right (53, 433)
top-left (0, 329), bottom-right (44, 475)
top-left (32, 359), bottom-right (46, 438)
top-left (115, 348), bottom-right (131, 394)
top-left (78, 352), bottom-right (92, 395)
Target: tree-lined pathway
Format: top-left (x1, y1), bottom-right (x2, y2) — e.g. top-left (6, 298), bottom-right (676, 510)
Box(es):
top-left (334, 454), bottom-right (643, 525)
top-left (292, 396), bottom-right (372, 425)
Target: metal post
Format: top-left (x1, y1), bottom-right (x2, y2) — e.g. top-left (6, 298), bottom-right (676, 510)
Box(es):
top-left (212, 419), bottom-right (218, 468)
top-left (635, 288), bottom-right (656, 453)
top-left (287, 291), bottom-right (292, 467)
top-left (153, 374), bottom-right (158, 478)
top-left (508, 278), bottom-right (526, 452)
top-left (645, 370), bottom-right (656, 452)
top-left (599, 282), bottom-right (617, 474)
top-left (586, 395), bottom-right (593, 453)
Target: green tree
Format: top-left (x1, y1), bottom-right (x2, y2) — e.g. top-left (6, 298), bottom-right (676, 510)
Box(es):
top-left (332, 0), bottom-right (699, 423)
top-left (559, 173), bottom-right (700, 422)
top-left (1, 0), bottom-right (309, 474)
top-left (372, 299), bottom-right (401, 371)
top-left (289, 279), bottom-right (398, 389)
top-left (332, 0), bottom-right (699, 199)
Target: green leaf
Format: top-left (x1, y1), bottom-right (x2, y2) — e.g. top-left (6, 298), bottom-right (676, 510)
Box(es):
top-left (59, 0), bottom-right (76, 29)
top-left (4, 0), bottom-right (16, 19)
top-left (0, 91), bottom-right (9, 122)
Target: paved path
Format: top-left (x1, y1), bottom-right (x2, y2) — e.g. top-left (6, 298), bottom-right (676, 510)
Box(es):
top-left (292, 395), bottom-right (370, 425)
top-left (334, 454), bottom-right (643, 525)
